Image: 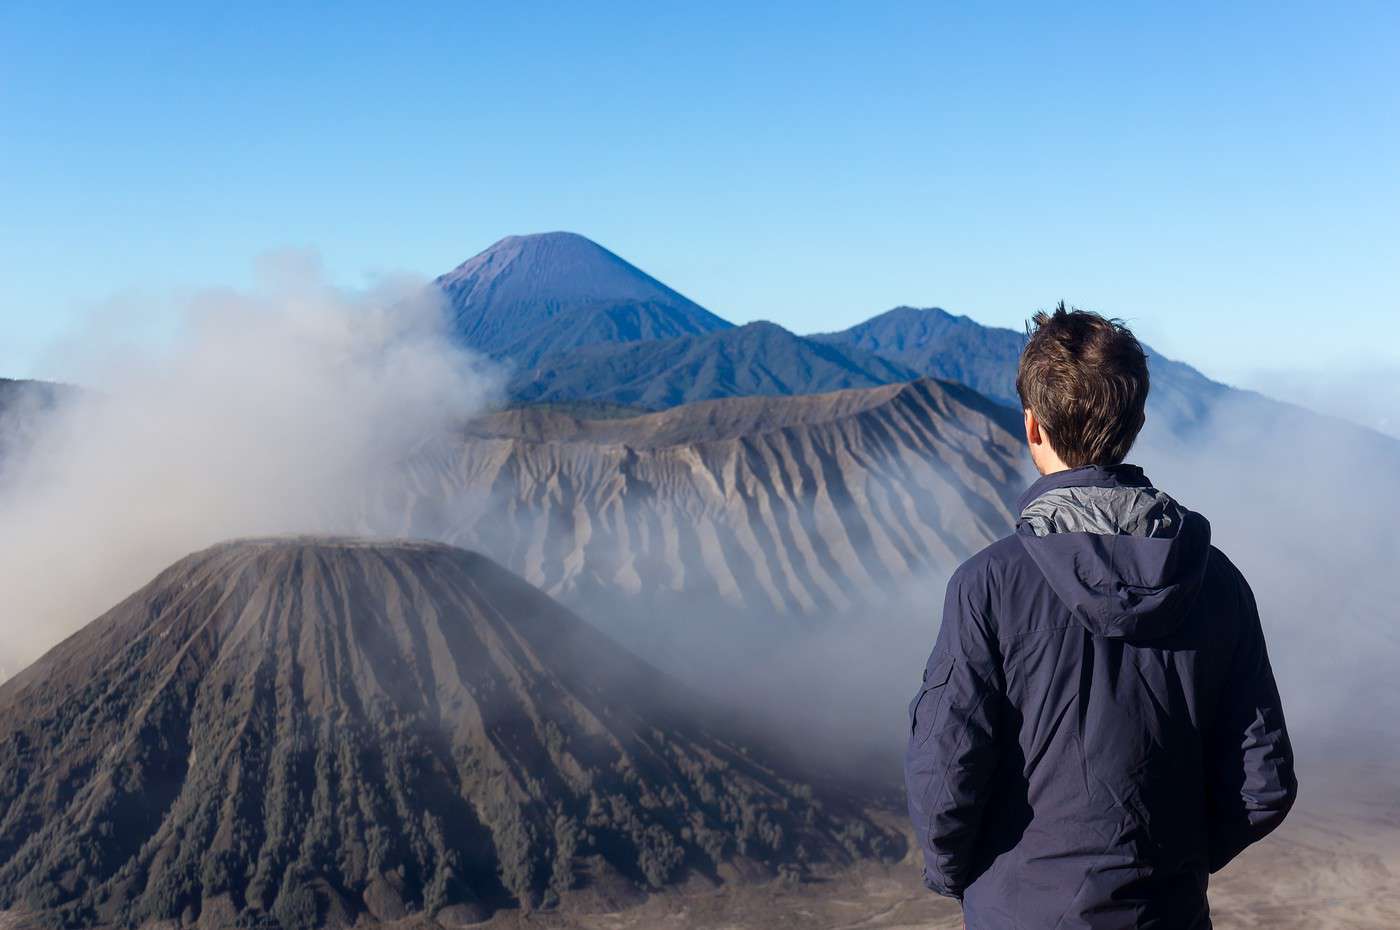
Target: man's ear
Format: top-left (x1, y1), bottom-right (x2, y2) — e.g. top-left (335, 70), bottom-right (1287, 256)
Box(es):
top-left (1024, 408), bottom-right (1042, 447)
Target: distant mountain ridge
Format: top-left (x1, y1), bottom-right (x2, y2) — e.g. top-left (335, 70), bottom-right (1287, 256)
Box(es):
top-left (815, 306), bottom-right (1231, 433)
top-left (812, 306), bottom-right (1026, 407)
top-left (508, 320), bottom-right (921, 409)
top-left (434, 234), bottom-right (1235, 432)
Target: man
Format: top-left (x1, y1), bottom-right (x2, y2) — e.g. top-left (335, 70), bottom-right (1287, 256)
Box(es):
top-left (904, 305), bottom-right (1296, 929)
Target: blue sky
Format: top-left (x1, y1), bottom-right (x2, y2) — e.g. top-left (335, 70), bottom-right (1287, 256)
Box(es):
top-left (2, 2), bottom-right (1397, 398)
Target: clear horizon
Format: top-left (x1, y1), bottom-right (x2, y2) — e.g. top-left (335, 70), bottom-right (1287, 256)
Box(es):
top-left (2, 3), bottom-right (1396, 432)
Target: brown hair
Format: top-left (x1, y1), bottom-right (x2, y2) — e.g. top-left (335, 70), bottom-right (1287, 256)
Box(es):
top-left (1015, 302), bottom-right (1149, 468)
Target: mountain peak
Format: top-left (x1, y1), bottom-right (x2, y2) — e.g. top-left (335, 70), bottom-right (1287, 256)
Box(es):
top-left (494, 229), bottom-right (593, 245)
top-left (448, 230), bottom-right (610, 271)
top-left (491, 230), bottom-right (606, 250)
top-left (813, 306), bottom-right (1028, 407)
top-left (438, 231), bottom-right (639, 287)
top-left (735, 319), bottom-right (792, 337)
top-left (869, 305), bottom-right (954, 323)
top-left (435, 233), bottom-right (731, 364)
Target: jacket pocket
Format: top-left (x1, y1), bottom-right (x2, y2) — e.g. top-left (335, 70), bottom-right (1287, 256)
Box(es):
top-left (910, 653), bottom-right (955, 746)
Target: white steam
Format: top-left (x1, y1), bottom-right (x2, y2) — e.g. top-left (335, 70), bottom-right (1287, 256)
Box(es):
top-left (1140, 392), bottom-right (1400, 780)
top-left (0, 251), bottom-right (500, 676)
top-left (1240, 365), bottom-right (1400, 441)
top-left (624, 385), bottom-right (1400, 806)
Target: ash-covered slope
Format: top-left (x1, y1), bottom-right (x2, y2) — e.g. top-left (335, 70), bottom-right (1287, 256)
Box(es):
top-left (435, 232), bottom-right (731, 366)
top-left (389, 378), bottom-right (1029, 624)
top-left (0, 539), bottom-right (897, 929)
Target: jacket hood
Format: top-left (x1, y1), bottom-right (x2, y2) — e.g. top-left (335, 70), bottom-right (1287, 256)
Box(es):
top-left (1016, 464), bottom-right (1211, 640)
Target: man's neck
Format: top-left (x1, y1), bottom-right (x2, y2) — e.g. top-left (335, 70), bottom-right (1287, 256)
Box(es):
top-left (1032, 450), bottom-right (1072, 476)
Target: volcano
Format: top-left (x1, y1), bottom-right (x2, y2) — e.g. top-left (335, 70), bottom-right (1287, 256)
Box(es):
top-left (0, 538), bottom-right (898, 929)
top-left (435, 232), bottom-right (732, 367)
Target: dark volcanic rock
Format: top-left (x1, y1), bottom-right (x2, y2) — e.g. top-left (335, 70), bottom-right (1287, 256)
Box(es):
top-left (0, 539), bottom-right (899, 929)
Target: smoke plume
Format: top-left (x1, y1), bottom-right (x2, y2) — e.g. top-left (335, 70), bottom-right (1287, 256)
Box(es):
top-left (0, 250), bottom-right (501, 676)
top-left (1139, 391), bottom-right (1400, 797)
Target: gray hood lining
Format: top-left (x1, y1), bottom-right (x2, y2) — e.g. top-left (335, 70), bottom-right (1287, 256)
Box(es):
top-left (1020, 485), bottom-right (1181, 539)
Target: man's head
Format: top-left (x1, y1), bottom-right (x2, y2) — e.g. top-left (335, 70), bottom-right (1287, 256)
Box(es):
top-left (1016, 303), bottom-right (1150, 475)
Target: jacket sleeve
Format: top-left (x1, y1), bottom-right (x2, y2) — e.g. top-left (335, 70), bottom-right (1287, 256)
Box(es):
top-left (1206, 566), bottom-right (1298, 872)
top-left (904, 568), bottom-right (1002, 898)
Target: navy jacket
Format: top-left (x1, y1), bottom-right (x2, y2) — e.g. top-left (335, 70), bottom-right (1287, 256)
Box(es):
top-left (905, 464), bottom-right (1296, 929)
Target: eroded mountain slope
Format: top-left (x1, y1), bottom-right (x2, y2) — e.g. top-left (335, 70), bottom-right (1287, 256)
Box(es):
top-left (382, 379), bottom-right (1029, 621)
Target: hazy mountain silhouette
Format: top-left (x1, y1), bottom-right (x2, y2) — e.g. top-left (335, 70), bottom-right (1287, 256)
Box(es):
top-left (0, 538), bottom-right (898, 929)
top-left (0, 378), bottom-right (71, 420)
top-left (0, 378), bottom-right (73, 476)
top-left (815, 305), bottom-right (1230, 432)
top-left (811, 306), bottom-right (1026, 406)
top-left (434, 232), bottom-right (731, 367)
